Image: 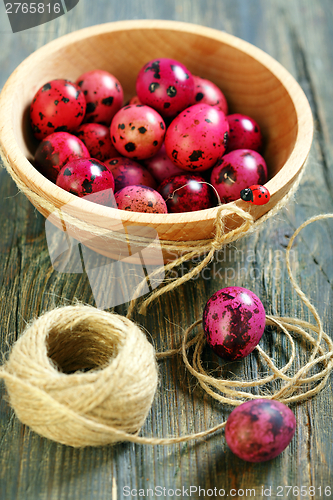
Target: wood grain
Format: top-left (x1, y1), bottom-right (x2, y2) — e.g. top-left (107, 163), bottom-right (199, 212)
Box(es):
top-left (0, 0), bottom-right (332, 499)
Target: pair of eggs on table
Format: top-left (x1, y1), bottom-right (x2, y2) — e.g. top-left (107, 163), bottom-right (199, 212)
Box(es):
top-left (203, 286), bottom-right (296, 463)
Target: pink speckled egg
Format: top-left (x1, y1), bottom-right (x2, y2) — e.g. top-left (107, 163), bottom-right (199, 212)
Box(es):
top-left (143, 144), bottom-right (184, 183)
top-left (115, 185), bottom-right (167, 213)
top-left (136, 58), bottom-right (195, 118)
top-left (30, 79), bottom-right (86, 140)
top-left (76, 70), bottom-right (123, 126)
top-left (56, 158), bottom-right (115, 207)
top-left (202, 286), bottom-right (266, 360)
top-left (105, 157), bottom-right (157, 192)
top-left (110, 104), bottom-right (165, 160)
top-left (192, 76), bottom-right (228, 115)
top-left (75, 123), bottom-right (118, 161)
top-left (158, 174), bottom-right (214, 213)
top-left (34, 131), bottom-right (90, 183)
top-left (225, 399), bottom-right (296, 462)
top-left (164, 103), bottom-right (229, 172)
top-left (210, 149), bottom-right (268, 203)
top-left (226, 114), bottom-right (263, 152)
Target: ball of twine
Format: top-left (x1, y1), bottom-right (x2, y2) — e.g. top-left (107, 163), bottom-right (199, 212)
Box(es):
top-left (0, 305), bottom-right (158, 447)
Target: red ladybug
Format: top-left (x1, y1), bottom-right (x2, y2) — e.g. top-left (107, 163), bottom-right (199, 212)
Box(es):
top-left (240, 185), bottom-right (270, 205)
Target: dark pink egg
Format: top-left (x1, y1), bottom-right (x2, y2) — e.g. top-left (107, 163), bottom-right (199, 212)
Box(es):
top-left (143, 144), bottom-right (184, 183)
top-left (226, 114), bottom-right (263, 152)
top-left (115, 185), bottom-right (167, 213)
top-left (192, 76), bottom-right (228, 114)
top-left (105, 157), bottom-right (157, 192)
top-left (75, 123), bottom-right (118, 161)
top-left (30, 79), bottom-right (86, 140)
top-left (34, 132), bottom-right (90, 183)
top-left (225, 399), bottom-right (296, 462)
top-left (110, 104), bottom-right (165, 160)
top-left (164, 104), bottom-right (229, 172)
top-left (56, 158), bottom-right (115, 206)
top-left (136, 58), bottom-right (195, 118)
top-left (210, 149), bottom-right (268, 203)
top-left (158, 174), bottom-right (214, 213)
top-left (202, 286), bottom-right (266, 360)
top-left (76, 70), bottom-right (124, 126)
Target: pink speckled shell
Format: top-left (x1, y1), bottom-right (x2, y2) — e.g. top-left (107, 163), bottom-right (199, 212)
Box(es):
top-left (105, 157), bottom-right (157, 192)
top-left (164, 103), bottom-right (229, 172)
top-left (210, 149), bottom-right (268, 203)
top-left (225, 399), bottom-right (296, 462)
top-left (34, 131), bottom-right (90, 183)
top-left (226, 113), bottom-right (263, 152)
top-left (136, 58), bottom-right (195, 118)
top-left (30, 79), bottom-right (86, 140)
top-left (56, 158), bottom-right (115, 206)
top-left (110, 104), bottom-right (165, 160)
top-left (143, 144), bottom-right (184, 183)
top-left (158, 174), bottom-right (214, 213)
top-left (192, 76), bottom-right (228, 115)
top-left (76, 123), bottom-right (118, 161)
top-left (115, 185), bottom-right (167, 213)
top-left (76, 70), bottom-right (124, 126)
top-left (202, 286), bottom-right (266, 360)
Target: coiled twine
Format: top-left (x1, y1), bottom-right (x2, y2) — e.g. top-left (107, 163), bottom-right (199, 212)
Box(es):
top-left (2, 305), bottom-right (158, 447)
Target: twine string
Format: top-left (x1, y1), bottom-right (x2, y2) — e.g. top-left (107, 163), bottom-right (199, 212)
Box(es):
top-left (166, 214), bottom-right (333, 407)
top-left (0, 213), bottom-right (332, 446)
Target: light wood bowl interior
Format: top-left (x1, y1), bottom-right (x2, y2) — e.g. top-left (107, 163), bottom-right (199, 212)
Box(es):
top-left (0, 20), bottom-right (313, 263)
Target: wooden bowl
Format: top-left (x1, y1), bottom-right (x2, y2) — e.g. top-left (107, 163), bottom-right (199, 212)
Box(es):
top-left (0, 20), bottom-right (313, 264)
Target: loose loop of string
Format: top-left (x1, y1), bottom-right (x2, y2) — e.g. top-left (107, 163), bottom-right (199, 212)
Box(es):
top-left (0, 214), bottom-right (332, 448)
top-left (155, 213), bottom-right (333, 407)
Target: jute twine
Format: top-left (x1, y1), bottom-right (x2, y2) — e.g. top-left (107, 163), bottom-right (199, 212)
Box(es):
top-left (0, 307), bottom-right (158, 447)
top-left (0, 212), bottom-right (333, 447)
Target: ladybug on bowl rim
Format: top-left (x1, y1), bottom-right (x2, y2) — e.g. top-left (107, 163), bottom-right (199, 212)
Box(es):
top-left (240, 185), bottom-right (270, 205)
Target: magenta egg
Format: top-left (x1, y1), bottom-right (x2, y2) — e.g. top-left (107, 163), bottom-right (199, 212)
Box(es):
top-left (225, 399), bottom-right (297, 462)
top-left (75, 123), bottom-right (118, 161)
top-left (202, 286), bottom-right (266, 360)
top-left (76, 70), bottom-right (124, 126)
top-left (105, 157), bottom-right (157, 192)
top-left (115, 185), bottom-right (167, 213)
top-left (30, 79), bottom-right (86, 140)
top-left (56, 158), bottom-right (115, 206)
top-left (210, 149), bottom-right (268, 203)
top-left (226, 114), bottom-right (263, 152)
top-left (110, 104), bottom-right (165, 160)
top-left (143, 144), bottom-right (184, 183)
top-left (164, 103), bottom-right (229, 172)
top-left (136, 58), bottom-right (195, 118)
top-left (34, 132), bottom-right (90, 183)
top-left (158, 174), bottom-right (214, 213)
top-left (192, 76), bottom-right (228, 115)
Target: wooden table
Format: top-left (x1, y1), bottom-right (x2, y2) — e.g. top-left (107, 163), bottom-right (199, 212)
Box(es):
top-left (1, 1), bottom-right (333, 498)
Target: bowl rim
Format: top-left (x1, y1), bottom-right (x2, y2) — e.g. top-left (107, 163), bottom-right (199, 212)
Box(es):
top-left (0, 19), bottom-right (314, 228)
